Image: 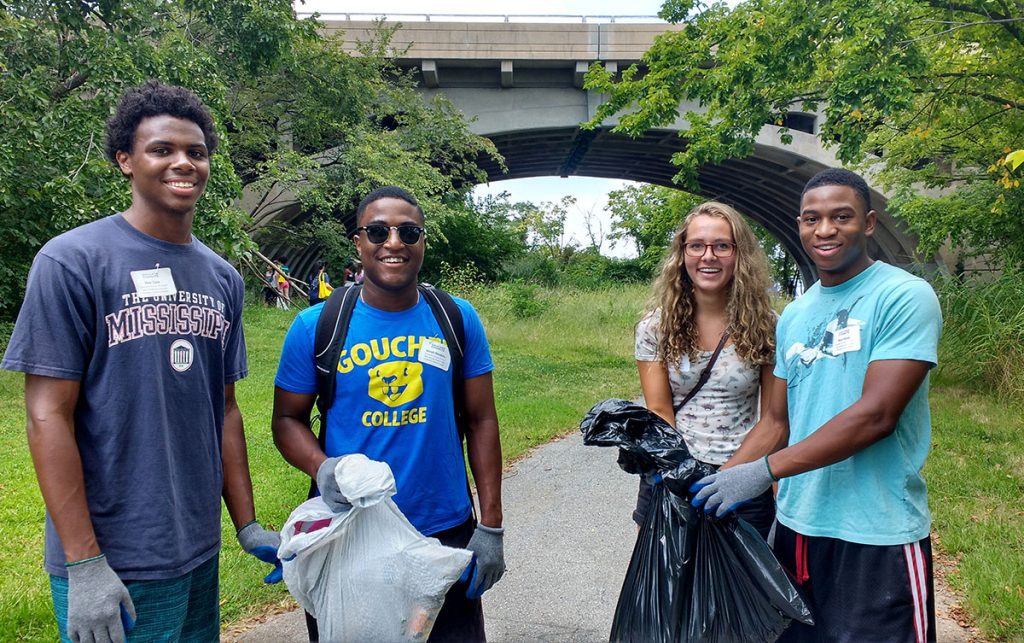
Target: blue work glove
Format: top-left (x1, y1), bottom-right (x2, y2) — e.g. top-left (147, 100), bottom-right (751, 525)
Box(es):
top-left (464, 524), bottom-right (506, 599)
top-left (237, 521), bottom-right (283, 584)
top-left (66, 554), bottom-right (136, 643)
top-left (690, 457), bottom-right (775, 518)
top-left (316, 456), bottom-right (353, 513)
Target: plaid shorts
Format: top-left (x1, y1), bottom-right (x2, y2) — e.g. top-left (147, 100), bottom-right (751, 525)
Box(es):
top-left (50, 554), bottom-right (219, 642)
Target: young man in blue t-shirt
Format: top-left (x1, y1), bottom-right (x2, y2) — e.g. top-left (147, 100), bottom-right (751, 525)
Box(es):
top-left (273, 186), bottom-right (505, 642)
top-left (1, 81), bottom-right (281, 642)
top-left (691, 169), bottom-right (942, 641)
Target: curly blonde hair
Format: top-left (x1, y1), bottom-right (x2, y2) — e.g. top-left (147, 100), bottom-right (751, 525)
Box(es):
top-left (647, 201), bottom-right (776, 367)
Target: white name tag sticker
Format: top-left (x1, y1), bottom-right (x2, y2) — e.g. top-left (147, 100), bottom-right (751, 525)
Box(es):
top-left (833, 325), bottom-right (861, 355)
top-left (130, 267), bottom-right (177, 298)
top-left (680, 353), bottom-right (691, 373)
top-left (419, 339), bottom-right (451, 371)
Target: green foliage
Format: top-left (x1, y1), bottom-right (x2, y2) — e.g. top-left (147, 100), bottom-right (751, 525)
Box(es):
top-left (587, 0), bottom-right (1024, 269)
top-left (561, 248), bottom-right (654, 290)
top-left (0, 3), bottom-right (499, 320)
top-left (503, 251), bottom-right (562, 287)
top-left (932, 271), bottom-right (1024, 397)
top-left (605, 184), bottom-right (703, 270)
top-left (420, 193), bottom-right (525, 284)
top-left (435, 260), bottom-right (484, 299)
top-left (496, 282), bottom-right (549, 319)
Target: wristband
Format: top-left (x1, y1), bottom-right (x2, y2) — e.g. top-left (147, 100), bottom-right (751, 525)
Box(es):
top-left (66, 553), bottom-right (106, 568)
top-left (236, 519), bottom-right (259, 536)
top-left (764, 455), bottom-right (780, 482)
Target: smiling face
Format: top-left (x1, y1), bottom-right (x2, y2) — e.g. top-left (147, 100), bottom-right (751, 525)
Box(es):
top-left (115, 115), bottom-right (209, 221)
top-left (683, 214), bottom-right (737, 297)
top-left (354, 197), bottom-right (425, 310)
top-left (798, 184), bottom-right (876, 286)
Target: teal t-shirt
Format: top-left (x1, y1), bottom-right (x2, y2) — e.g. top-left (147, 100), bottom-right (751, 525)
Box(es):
top-left (773, 261), bottom-right (941, 546)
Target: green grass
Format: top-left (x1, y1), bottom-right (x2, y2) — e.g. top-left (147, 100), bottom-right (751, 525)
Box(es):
top-left (925, 384), bottom-right (1024, 640)
top-left (2, 283), bottom-right (1022, 640)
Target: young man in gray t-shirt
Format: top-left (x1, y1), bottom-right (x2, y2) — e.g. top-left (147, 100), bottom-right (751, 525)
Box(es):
top-left (2, 81), bottom-right (280, 642)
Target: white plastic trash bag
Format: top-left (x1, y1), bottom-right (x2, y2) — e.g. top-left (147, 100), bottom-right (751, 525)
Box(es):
top-left (279, 454), bottom-right (473, 642)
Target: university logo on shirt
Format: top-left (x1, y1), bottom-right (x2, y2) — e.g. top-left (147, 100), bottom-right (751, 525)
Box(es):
top-left (170, 339), bottom-right (194, 372)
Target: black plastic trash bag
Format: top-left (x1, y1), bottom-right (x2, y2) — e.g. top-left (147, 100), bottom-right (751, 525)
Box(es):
top-left (580, 398), bottom-right (814, 642)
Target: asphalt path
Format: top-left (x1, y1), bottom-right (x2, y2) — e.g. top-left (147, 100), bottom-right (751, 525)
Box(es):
top-left (234, 431), bottom-right (976, 642)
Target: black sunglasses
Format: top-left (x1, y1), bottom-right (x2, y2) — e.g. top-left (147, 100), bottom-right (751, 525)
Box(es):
top-left (354, 224), bottom-right (425, 245)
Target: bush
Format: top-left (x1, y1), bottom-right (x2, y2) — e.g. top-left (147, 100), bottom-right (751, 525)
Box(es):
top-left (435, 261), bottom-right (484, 299)
top-left (503, 252), bottom-right (561, 287)
top-left (499, 282), bottom-right (549, 319)
top-left (934, 270), bottom-right (1024, 397)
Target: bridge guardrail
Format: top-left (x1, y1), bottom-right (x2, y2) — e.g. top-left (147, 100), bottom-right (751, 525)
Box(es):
top-left (297, 12), bottom-right (666, 24)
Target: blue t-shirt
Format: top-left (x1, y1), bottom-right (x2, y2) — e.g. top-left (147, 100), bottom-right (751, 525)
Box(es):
top-left (275, 294), bottom-right (494, 536)
top-left (2, 214), bottom-right (248, 579)
top-left (773, 261), bottom-right (941, 546)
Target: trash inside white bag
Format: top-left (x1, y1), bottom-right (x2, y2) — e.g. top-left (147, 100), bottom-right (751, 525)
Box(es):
top-left (279, 454), bottom-right (473, 642)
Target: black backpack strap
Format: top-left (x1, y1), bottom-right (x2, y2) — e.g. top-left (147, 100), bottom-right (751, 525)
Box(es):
top-left (418, 284), bottom-right (466, 437)
top-left (419, 284), bottom-right (478, 519)
top-left (313, 283), bottom-right (361, 441)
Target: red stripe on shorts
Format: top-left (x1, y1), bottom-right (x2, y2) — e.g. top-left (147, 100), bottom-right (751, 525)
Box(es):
top-left (903, 541), bottom-right (928, 643)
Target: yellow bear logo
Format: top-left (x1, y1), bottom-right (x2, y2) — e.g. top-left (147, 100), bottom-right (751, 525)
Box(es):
top-left (368, 361), bottom-right (424, 407)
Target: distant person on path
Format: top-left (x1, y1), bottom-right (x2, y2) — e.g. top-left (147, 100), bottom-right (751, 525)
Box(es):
top-left (307, 261), bottom-right (330, 306)
top-left (275, 257), bottom-right (290, 310)
top-left (1, 81), bottom-right (280, 642)
top-left (272, 186), bottom-right (505, 642)
top-left (353, 260), bottom-right (364, 284)
top-left (633, 202), bottom-right (778, 538)
top-left (263, 265), bottom-right (278, 307)
top-left (692, 169), bottom-right (942, 641)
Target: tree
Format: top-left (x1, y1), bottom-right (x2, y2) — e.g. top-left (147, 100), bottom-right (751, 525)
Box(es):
top-left (605, 184), bottom-right (703, 269)
top-left (515, 196), bottom-right (576, 259)
top-left (419, 192), bottom-right (526, 282)
top-left (585, 0), bottom-right (1024, 270)
top-left (0, 3), bottom-right (499, 319)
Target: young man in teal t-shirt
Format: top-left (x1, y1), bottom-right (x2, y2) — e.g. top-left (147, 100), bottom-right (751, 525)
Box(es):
top-left (691, 169), bottom-right (941, 641)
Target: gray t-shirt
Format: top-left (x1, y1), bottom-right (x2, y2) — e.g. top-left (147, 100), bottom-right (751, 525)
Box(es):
top-left (635, 311), bottom-right (761, 465)
top-left (2, 214), bottom-right (247, 580)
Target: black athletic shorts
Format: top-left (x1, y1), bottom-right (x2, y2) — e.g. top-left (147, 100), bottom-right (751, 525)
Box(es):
top-left (303, 518), bottom-right (485, 643)
top-left (773, 522), bottom-right (936, 643)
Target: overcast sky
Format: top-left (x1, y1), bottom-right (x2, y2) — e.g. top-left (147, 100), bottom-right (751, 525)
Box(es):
top-left (293, 0), bottom-right (679, 257)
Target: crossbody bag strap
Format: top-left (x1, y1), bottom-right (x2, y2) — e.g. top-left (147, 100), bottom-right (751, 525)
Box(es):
top-left (673, 330), bottom-right (730, 414)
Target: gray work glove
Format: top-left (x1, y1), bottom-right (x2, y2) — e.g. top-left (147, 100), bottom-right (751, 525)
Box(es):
top-left (316, 456), bottom-right (352, 513)
top-left (237, 521), bottom-right (283, 584)
top-left (66, 554), bottom-right (136, 643)
top-left (689, 457), bottom-right (775, 518)
top-left (464, 524), bottom-right (506, 599)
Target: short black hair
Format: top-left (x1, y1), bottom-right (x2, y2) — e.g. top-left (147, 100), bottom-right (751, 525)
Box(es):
top-left (105, 80), bottom-right (218, 166)
top-left (355, 186), bottom-right (424, 225)
top-left (801, 168), bottom-right (872, 212)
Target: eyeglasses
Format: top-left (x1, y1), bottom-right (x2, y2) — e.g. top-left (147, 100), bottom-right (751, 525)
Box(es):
top-left (354, 224), bottom-right (425, 245)
top-left (684, 241), bottom-right (736, 258)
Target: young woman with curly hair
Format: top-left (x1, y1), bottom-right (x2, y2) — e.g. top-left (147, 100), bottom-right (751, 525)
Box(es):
top-left (633, 201), bottom-right (779, 538)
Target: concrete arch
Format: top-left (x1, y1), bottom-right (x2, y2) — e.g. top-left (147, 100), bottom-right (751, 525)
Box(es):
top-left (472, 125), bottom-right (922, 287)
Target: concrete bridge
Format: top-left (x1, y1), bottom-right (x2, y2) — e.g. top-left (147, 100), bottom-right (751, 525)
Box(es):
top-left (251, 15), bottom-right (934, 285)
